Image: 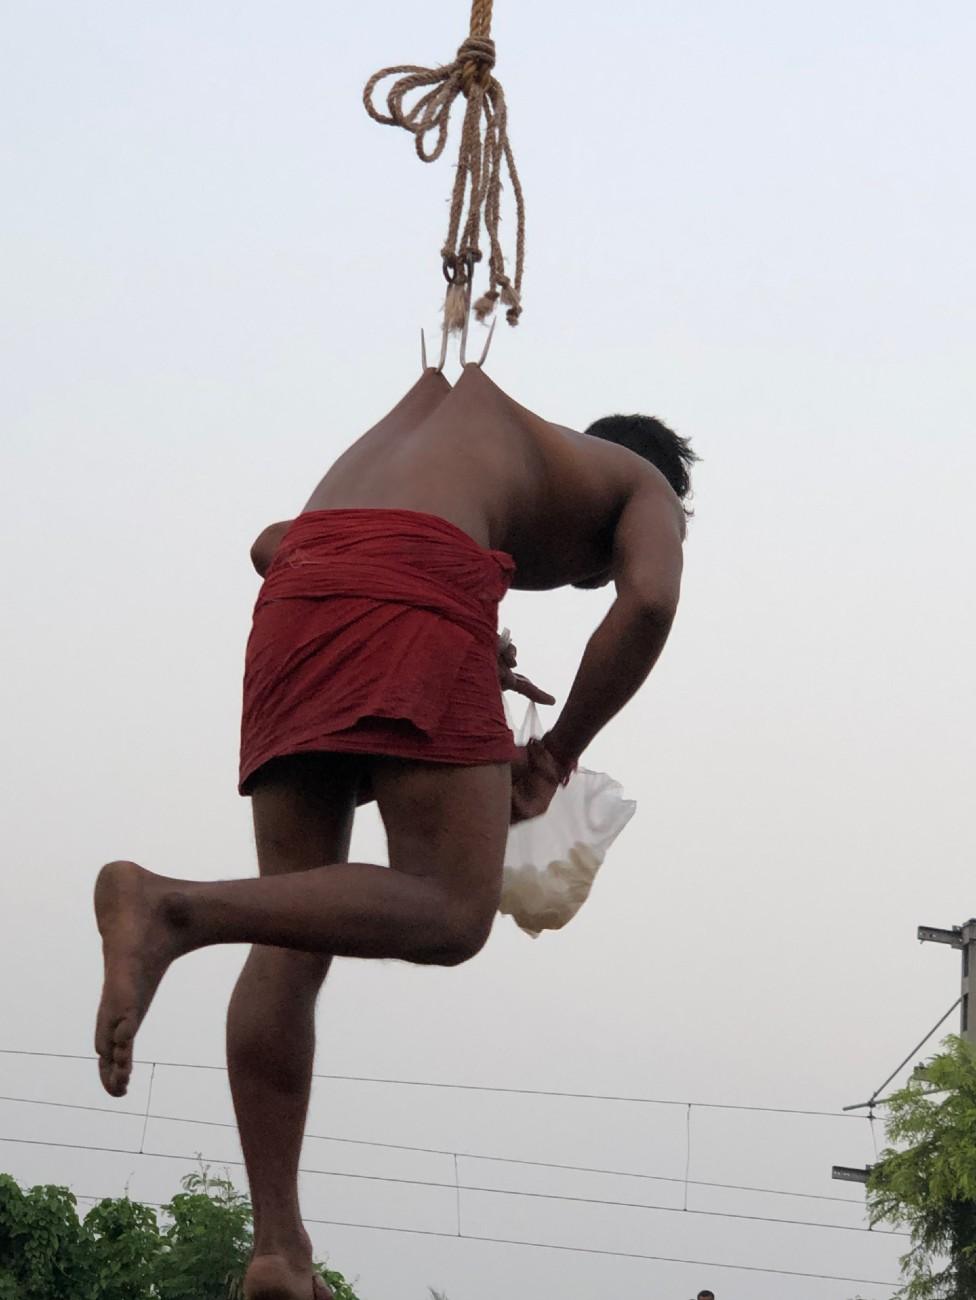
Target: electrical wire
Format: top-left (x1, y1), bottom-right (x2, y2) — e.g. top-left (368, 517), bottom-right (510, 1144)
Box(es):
top-left (300, 1216), bottom-right (901, 1287)
top-left (0, 1130), bottom-right (906, 1238)
top-left (0, 1092), bottom-right (866, 1205)
top-left (53, 1189), bottom-right (904, 1288)
top-left (0, 1046), bottom-right (871, 1120)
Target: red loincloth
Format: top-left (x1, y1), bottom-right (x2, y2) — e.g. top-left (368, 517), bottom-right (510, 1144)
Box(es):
top-left (239, 509), bottom-right (517, 793)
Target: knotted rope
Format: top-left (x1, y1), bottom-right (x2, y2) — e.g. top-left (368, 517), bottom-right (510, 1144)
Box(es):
top-left (364, 0), bottom-right (525, 347)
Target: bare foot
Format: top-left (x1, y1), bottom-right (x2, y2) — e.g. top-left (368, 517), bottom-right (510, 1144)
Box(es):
top-left (244, 1253), bottom-right (334, 1300)
top-left (93, 860), bottom-right (182, 1097)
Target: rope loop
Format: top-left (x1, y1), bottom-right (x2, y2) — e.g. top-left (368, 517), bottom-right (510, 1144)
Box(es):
top-left (364, 2), bottom-right (525, 342)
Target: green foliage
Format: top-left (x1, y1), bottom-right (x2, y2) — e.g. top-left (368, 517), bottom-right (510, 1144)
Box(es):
top-left (0, 1167), bottom-right (361, 1300)
top-left (86, 1195), bottom-right (162, 1300)
top-left (867, 1036), bottom-right (976, 1299)
top-left (0, 1175), bottom-right (94, 1299)
top-left (321, 1265), bottom-right (364, 1300)
top-left (155, 1170), bottom-right (253, 1300)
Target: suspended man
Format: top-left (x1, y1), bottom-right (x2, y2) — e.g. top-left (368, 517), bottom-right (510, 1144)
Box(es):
top-left (94, 361), bottom-right (696, 1300)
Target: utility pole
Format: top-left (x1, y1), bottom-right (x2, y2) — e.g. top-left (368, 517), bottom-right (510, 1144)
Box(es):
top-left (918, 919), bottom-right (976, 1045)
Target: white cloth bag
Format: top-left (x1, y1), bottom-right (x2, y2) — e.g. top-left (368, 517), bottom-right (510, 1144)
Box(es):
top-left (500, 703), bottom-right (637, 937)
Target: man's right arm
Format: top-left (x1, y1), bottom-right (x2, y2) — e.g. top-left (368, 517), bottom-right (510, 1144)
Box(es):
top-left (544, 479), bottom-right (685, 771)
top-left (250, 520), bottom-right (295, 578)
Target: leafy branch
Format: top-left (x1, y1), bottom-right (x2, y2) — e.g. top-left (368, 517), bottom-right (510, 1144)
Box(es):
top-left (0, 1165), bottom-right (360, 1300)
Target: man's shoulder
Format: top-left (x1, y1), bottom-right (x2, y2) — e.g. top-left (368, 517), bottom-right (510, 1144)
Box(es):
top-left (535, 423), bottom-right (682, 522)
top-left (601, 447), bottom-right (686, 539)
top-left (549, 422), bottom-right (640, 480)
top-left (567, 430), bottom-right (675, 500)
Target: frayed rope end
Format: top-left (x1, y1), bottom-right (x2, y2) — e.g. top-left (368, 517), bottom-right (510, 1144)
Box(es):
top-left (473, 291), bottom-right (499, 323)
top-left (500, 284), bottom-right (521, 327)
top-left (443, 282), bottom-right (469, 335)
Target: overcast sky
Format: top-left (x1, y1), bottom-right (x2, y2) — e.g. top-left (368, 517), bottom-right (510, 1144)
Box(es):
top-left (3, 2), bottom-right (975, 1296)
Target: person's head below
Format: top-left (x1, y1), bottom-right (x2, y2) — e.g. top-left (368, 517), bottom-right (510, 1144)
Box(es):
top-left (697, 1290), bottom-right (715, 1300)
top-left (585, 414), bottom-right (698, 518)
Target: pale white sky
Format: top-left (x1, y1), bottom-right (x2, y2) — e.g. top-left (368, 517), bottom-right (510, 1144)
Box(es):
top-left (3, 2), bottom-right (975, 1296)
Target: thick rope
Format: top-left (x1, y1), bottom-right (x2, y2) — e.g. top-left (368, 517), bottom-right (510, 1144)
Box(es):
top-left (469, 0), bottom-right (493, 40)
top-left (363, 0), bottom-right (525, 340)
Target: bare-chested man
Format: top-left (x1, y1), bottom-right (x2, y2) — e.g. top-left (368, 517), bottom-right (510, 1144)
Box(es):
top-left (94, 363), bottom-right (696, 1300)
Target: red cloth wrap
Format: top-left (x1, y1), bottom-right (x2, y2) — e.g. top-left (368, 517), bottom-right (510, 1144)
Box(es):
top-left (239, 509), bottom-right (517, 793)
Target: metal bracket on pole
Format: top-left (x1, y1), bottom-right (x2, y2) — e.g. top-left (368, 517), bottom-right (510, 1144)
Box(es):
top-left (919, 920), bottom-right (976, 1045)
top-left (832, 1165), bottom-right (872, 1184)
top-left (918, 925), bottom-right (964, 948)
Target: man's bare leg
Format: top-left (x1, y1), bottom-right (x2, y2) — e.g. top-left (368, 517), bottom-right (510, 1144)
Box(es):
top-left (225, 755), bottom-right (358, 1300)
top-left (94, 758), bottom-right (509, 1300)
top-left (230, 946), bottom-right (334, 1300)
top-left (94, 756), bottom-right (509, 1085)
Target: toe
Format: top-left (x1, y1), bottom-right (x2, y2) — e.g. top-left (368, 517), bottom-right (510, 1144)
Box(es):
top-left (112, 1044), bottom-right (132, 1093)
top-left (95, 1006), bottom-right (112, 1062)
top-left (99, 1055), bottom-right (119, 1096)
top-left (112, 1017), bottom-right (135, 1066)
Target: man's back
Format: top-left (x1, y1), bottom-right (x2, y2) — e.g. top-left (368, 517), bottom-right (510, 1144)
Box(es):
top-left (303, 365), bottom-right (681, 591)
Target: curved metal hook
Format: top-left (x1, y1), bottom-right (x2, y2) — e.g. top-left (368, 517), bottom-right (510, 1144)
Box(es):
top-left (477, 316), bottom-right (497, 368)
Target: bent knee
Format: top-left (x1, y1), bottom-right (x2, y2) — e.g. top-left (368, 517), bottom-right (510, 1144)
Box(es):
top-left (423, 899), bottom-right (496, 968)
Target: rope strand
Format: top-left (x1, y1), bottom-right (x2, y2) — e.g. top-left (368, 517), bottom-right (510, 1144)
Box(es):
top-left (363, 0), bottom-right (525, 343)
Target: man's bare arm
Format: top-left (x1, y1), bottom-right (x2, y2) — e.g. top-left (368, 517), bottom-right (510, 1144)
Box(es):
top-left (544, 480), bottom-right (684, 768)
top-left (250, 520), bottom-right (295, 578)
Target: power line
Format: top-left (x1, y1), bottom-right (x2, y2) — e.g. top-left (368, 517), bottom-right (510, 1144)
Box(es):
top-left (300, 1216), bottom-right (901, 1288)
top-left (0, 1092), bottom-right (867, 1205)
top-left (0, 1046), bottom-right (870, 1120)
top-left (50, 1188), bottom-right (903, 1289)
top-left (0, 1131), bottom-right (906, 1238)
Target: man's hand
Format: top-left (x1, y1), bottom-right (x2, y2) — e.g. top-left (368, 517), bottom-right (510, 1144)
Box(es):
top-left (510, 740), bottom-right (563, 823)
top-left (498, 637), bottom-right (556, 706)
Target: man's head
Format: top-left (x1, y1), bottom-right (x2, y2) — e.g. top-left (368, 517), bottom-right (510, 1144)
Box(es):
top-left (585, 414), bottom-right (698, 516)
top-left (697, 1291), bottom-right (715, 1300)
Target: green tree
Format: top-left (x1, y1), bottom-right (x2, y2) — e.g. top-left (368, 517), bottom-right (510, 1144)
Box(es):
top-left (0, 1167), bottom-right (361, 1300)
top-left (0, 1176), bottom-right (94, 1299)
top-left (155, 1170), bottom-right (253, 1300)
top-left (868, 1035), bottom-right (976, 1299)
top-left (86, 1194), bottom-right (162, 1300)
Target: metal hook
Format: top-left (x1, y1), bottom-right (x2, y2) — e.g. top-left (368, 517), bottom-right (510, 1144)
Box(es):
top-left (477, 315), bottom-right (497, 368)
top-left (459, 290), bottom-right (474, 368)
top-left (438, 299), bottom-right (451, 373)
top-left (458, 252), bottom-right (478, 367)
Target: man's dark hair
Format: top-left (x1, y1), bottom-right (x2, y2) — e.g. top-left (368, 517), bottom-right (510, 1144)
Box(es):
top-left (697, 1291), bottom-right (715, 1299)
top-left (585, 414), bottom-right (698, 514)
